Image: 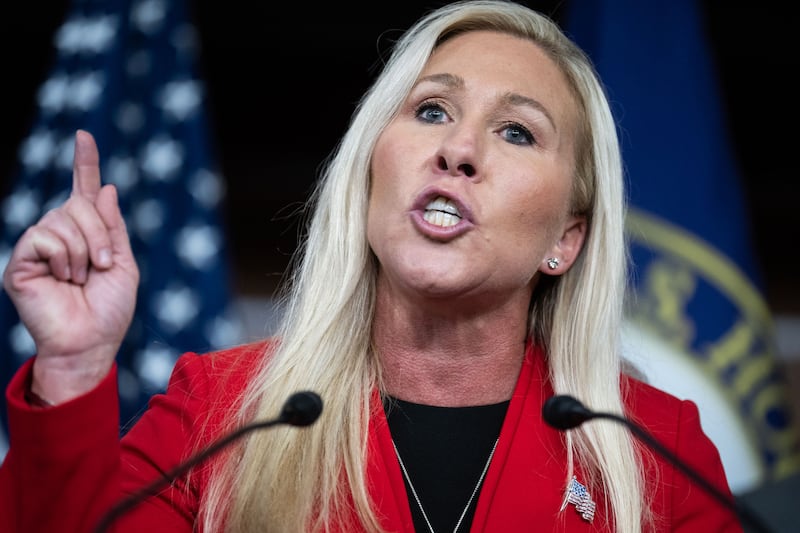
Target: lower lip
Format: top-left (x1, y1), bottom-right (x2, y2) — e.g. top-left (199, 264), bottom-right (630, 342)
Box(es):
top-left (409, 210), bottom-right (473, 240)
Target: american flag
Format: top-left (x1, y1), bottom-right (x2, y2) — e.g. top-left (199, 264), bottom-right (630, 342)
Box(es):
top-left (565, 476), bottom-right (596, 523)
top-left (0, 0), bottom-right (242, 458)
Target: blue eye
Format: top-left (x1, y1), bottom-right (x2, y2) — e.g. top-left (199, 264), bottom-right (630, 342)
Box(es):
top-left (502, 123), bottom-right (535, 146)
top-left (416, 103), bottom-right (448, 124)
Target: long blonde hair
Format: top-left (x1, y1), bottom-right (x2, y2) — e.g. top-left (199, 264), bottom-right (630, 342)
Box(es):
top-left (201, 1), bottom-right (646, 531)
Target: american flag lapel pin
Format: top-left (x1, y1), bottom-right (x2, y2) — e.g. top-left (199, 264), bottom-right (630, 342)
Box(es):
top-left (561, 475), bottom-right (596, 523)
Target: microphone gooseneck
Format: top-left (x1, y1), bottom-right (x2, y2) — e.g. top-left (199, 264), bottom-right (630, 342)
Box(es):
top-left (542, 394), bottom-right (772, 533)
top-left (93, 390), bottom-right (323, 533)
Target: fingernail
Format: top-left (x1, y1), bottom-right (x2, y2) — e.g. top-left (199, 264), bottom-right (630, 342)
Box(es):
top-left (98, 248), bottom-right (112, 267)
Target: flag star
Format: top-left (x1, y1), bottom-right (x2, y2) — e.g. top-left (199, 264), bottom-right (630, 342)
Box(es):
top-left (153, 285), bottom-right (200, 332)
top-left (80, 16), bottom-right (119, 53)
top-left (206, 311), bottom-right (244, 349)
top-left (55, 19), bottom-right (85, 54)
top-left (140, 135), bottom-right (184, 181)
top-left (2, 189), bottom-right (41, 232)
top-left (105, 155), bottom-right (141, 194)
top-left (56, 16), bottom-right (119, 54)
top-left (189, 169), bottom-right (225, 208)
top-left (175, 224), bottom-right (221, 270)
top-left (158, 80), bottom-right (203, 121)
top-left (115, 101), bottom-right (146, 134)
top-left (131, 0), bottom-right (167, 35)
top-left (134, 345), bottom-right (178, 391)
top-left (55, 135), bottom-right (77, 171)
top-left (37, 74), bottom-right (70, 115)
top-left (19, 130), bottom-right (57, 171)
top-left (117, 366), bottom-right (142, 404)
top-left (131, 198), bottom-right (165, 241)
top-left (69, 71), bottom-right (105, 112)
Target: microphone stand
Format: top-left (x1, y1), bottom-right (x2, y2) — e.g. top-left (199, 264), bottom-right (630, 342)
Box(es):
top-left (591, 411), bottom-right (771, 533)
top-left (93, 391), bottom-right (322, 533)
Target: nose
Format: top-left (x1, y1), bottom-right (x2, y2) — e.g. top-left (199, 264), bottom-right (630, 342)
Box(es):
top-left (438, 158), bottom-right (476, 178)
top-left (436, 123), bottom-right (481, 179)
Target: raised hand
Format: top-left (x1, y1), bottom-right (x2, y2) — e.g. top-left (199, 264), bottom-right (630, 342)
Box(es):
top-left (3, 130), bottom-right (140, 404)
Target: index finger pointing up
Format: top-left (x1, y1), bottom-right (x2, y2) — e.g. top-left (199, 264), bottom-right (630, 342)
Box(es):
top-left (71, 130), bottom-right (102, 201)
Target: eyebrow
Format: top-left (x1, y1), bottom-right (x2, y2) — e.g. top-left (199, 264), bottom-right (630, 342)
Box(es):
top-left (413, 73), bottom-right (557, 131)
top-left (414, 72), bottom-right (464, 90)
top-left (503, 92), bottom-right (557, 132)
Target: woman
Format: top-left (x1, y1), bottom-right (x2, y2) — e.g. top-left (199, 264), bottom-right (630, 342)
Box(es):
top-left (0, 1), bottom-right (740, 531)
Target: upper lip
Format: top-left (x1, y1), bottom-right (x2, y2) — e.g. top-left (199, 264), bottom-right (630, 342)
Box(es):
top-left (412, 186), bottom-right (474, 223)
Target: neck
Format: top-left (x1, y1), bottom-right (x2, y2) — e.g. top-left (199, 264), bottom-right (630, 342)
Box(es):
top-left (373, 285), bottom-right (530, 407)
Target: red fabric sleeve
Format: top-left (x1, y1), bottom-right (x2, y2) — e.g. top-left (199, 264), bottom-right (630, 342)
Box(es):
top-left (0, 352), bottom-right (218, 533)
top-left (1, 356), bottom-right (123, 532)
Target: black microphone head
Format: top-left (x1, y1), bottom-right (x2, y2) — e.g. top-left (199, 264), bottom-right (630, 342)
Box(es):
top-left (281, 391), bottom-right (323, 427)
top-left (542, 394), bottom-right (594, 430)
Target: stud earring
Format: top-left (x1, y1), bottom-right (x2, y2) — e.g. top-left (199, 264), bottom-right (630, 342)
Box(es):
top-left (546, 257), bottom-right (560, 270)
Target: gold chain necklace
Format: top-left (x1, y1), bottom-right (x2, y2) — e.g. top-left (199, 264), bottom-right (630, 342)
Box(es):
top-left (392, 438), bottom-right (499, 533)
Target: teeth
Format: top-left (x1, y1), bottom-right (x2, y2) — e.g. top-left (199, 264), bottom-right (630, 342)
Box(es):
top-left (424, 197), bottom-right (461, 227)
top-left (424, 196), bottom-right (462, 227)
top-left (426, 196), bottom-right (461, 216)
top-left (423, 210), bottom-right (460, 227)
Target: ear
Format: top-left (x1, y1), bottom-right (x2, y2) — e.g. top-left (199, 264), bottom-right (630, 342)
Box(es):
top-left (539, 215), bottom-right (587, 275)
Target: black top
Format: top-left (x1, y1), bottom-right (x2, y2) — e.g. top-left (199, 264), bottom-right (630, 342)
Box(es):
top-left (384, 396), bottom-right (509, 533)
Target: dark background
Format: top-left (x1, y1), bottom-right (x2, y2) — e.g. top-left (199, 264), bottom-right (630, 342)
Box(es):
top-left (2, 1), bottom-right (797, 314)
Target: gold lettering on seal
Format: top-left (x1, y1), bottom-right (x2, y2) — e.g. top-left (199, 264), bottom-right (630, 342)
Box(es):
top-left (631, 259), bottom-right (695, 351)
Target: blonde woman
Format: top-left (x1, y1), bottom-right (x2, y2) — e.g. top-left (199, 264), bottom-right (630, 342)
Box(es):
top-left (1, 1), bottom-right (739, 531)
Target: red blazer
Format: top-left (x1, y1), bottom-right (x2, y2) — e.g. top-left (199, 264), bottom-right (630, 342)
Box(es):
top-left (1, 341), bottom-right (742, 532)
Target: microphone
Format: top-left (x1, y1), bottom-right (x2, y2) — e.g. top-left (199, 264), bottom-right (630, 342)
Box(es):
top-left (541, 394), bottom-right (593, 430)
top-left (542, 394), bottom-right (772, 533)
top-left (93, 390), bottom-right (323, 533)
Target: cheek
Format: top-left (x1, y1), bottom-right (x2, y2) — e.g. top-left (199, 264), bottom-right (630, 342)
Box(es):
top-left (369, 124), bottom-right (423, 220)
top-left (367, 160), bottom-right (390, 237)
top-left (503, 181), bottom-right (572, 249)
top-left (367, 133), bottom-right (399, 251)
top-left (370, 129), bottom-right (401, 203)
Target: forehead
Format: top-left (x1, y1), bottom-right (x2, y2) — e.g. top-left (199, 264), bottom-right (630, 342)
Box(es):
top-left (421, 30), bottom-right (578, 124)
